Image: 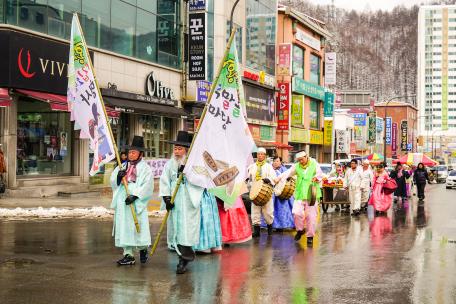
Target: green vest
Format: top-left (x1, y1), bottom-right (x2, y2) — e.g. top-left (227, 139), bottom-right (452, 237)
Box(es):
top-left (294, 158), bottom-right (322, 201)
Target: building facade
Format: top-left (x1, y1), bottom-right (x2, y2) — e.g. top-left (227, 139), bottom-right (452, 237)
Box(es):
top-left (418, 5), bottom-right (456, 136)
top-left (276, 5), bottom-right (331, 162)
top-left (0, 0), bottom-right (186, 197)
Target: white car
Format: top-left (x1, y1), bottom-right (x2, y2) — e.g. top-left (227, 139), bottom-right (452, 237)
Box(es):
top-left (434, 165), bottom-right (449, 183)
top-left (446, 170), bottom-right (456, 189)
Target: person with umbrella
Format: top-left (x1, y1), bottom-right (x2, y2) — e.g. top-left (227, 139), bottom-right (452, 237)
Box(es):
top-left (413, 163), bottom-right (430, 201)
top-left (389, 162), bottom-right (410, 203)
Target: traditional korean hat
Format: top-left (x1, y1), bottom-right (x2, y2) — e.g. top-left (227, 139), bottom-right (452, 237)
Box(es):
top-left (167, 131), bottom-right (193, 148)
top-left (257, 147), bottom-right (267, 154)
top-left (362, 159), bottom-right (370, 165)
top-left (296, 151), bottom-right (307, 160)
top-left (126, 136), bottom-right (145, 152)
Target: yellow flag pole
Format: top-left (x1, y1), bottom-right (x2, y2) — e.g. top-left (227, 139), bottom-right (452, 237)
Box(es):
top-left (72, 14), bottom-right (139, 233)
top-left (150, 27), bottom-right (238, 256)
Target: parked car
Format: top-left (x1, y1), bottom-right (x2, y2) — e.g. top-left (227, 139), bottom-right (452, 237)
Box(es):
top-left (446, 170), bottom-right (456, 189)
top-left (320, 163), bottom-right (332, 176)
top-left (434, 165), bottom-right (449, 183)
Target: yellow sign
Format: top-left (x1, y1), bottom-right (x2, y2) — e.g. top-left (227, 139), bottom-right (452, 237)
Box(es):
top-left (290, 127), bottom-right (306, 143)
top-left (291, 127), bottom-right (323, 145)
top-left (324, 120), bottom-right (333, 146)
top-left (309, 130), bottom-right (323, 145)
top-left (259, 71), bottom-right (265, 84)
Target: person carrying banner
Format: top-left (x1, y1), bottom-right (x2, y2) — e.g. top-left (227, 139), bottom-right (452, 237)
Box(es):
top-left (247, 147), bottom-right (276, 237)
top-left (110, 136), bottom-right (153, 266)
top-left (344, 159), bottom-right (362, 216)
top-left (160, 131), bottom-right (205, 274)
top-left (276, 151), bottom-right (323, 245)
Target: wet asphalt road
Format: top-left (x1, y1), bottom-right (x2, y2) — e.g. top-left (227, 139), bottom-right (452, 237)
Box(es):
top-left (1, 184), bottom-right (456, 304)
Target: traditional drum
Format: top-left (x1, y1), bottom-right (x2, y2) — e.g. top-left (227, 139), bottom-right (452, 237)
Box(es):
top-left (249, 180), bottom-right (273, 207)
top-left (274, 177), bottom-right (296, 200)
top-left (307, 184), bottom-right (318, 206)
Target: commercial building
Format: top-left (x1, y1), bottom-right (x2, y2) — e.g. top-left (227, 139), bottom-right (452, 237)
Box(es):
top-left (0, 1), bottom-right (186, 197)
top-left (276, 5), bottom-right (331, 162)
top-left (417, 5), bottom-right (456, 137)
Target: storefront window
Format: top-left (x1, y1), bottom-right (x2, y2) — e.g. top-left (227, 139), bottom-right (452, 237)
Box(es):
top-left (310, 99), bottom-right (320, 129)
top-left (17, 99), bottom-right (73, 177)
top-left (111, 0), bottom-right (135, 57)
top-left (293, 45), bottom-right (304, 79)
top-left (310, 53), bottom-right (321, 85)
top-left (142, 115), bottom-right (172, 159)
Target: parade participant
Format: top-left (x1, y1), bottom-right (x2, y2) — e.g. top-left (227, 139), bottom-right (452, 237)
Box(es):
top-left (120, 151), bottom-right (128, 164)
top-left (404, 165), bottom-right (413, 197)
top-left (247, 147), bottom-right (276, 237)
top-left (369, 162), bottom-right (393, 215)
top-left (276, 151), bottom-right (323, 244)
top-left (329, 163), bottom-right (347, 212)
top-left (262, 156), bottom-right (294, 231)
top-left (389, 162), bottom-right (410, 202)
top-left (193, 190), bottom-right (223, 253)
top-left (217, 196), bottom-right (252, 244)
top-left (360, 159), bottom-right (374, 210)
top-left (344, 159), bottom-right (362, 216)
top-left (159, 131), bottom-right (204, 274)
top-left (110, 136), bottom-right (153, 266)
top-left (413, 163), bottom-right (430, 201)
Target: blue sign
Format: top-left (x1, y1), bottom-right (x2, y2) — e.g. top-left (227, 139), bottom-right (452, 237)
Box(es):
top-left (376, 117), bottom-right (383, 132)
top-left (407, 143), bottom-right (412, 151)
top-left (385, 117), bottom-right (392, 145)
top-left (353, 113), bottom-right (367, 126)
top-left (196, 80), bottom-right (211, 103)
top-left (189, 0), bottom-right (207, 11)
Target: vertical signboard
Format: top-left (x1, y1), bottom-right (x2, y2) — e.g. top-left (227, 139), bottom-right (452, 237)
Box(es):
top-left (336, 129), bottom-right (349, 154)
top-left (277, 82), bottom-right (291, 130)
top-left (188, 12), bottom-right (206, 80)
top-left (324, 91), bottom-right (334, 118)
top-left (392, 122), bottom-right (398, 155)
top-left (277, 44), bottom-right (292, 76)
top-left (401, 120), bottom-right (408, 151)
top-left (368, 111), bottom-right (376, 144)
top-left (196, 80), bottom-right (211, 102)
top-left (385, 117), bottom-right (392, 145)
top-left (353, 113), bottom-right (367, 126)
top-left (324, 119), bottom-right (333, 146)
top-left (324, 52), bottom-right (337, 86)
top-left (291, 95), bottom-right (304, 126)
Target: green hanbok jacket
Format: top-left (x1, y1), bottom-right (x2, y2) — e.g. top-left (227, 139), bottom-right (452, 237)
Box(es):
top-left (159, 157), bottom-right (204, 252)
top-left (110, 160), bottom-right (153, 248)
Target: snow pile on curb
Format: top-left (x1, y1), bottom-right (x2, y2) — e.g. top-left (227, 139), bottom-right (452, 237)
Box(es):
top-left (0, 206), bottom-right (167, 220)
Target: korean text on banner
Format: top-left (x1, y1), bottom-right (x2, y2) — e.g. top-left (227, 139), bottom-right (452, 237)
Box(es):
top-left (324, 92), bottom-right (334, 118)
top-left (324, 52), bottom-right (336, 86)
top-left (277, 82), bottom-right (290, 130)
top-left (183, 39), bottom-right (255, 206)
top-left (368, 111), bottom-right (376, 144)
top-left (67, 15), bottom-right (115, 176)
top-left (385, 117), bottom-right (392, 145)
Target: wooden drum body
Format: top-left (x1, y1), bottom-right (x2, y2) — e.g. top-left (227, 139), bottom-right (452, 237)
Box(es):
top-left (249, 180), bottom-right (273, 206)
top-left (274, 178), bottom-right (296, 200)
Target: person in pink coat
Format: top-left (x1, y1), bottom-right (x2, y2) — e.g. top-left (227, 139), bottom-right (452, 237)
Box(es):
top-left (368, 162), bottom-right (393, 216)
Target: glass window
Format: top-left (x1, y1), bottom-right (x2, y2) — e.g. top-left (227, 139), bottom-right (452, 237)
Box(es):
top-left (310, 99), bottom-right (320, 129)
top-left (142, 116), bottom-right (172, 159)
top-left (6, 0), bottom-right (48, 34)
top-left (226, 21), bottom-right (242, 62)
top-left (111, 0), bottom-right (135, 57)
top-left (136, 8), bottom-right (157, 62)
top-left (293, 45), bottom-right (304, 79)
top-left (310, 53), bottom-right (320, 85)
top-left (17, 99), bottom-right (73, 177)
top-left (81, 0), bottom-right (111, 50)
top-left (137, 0), bottom-right (156, 13)
top-left (157, 15), bottom-right (180, 68)
top-left (47, 0), bottom-right (81, 39)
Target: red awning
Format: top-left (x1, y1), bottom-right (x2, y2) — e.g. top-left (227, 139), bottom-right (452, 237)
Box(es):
top-left (15, 89), bottom-right (120, 117)
top-left (0, 88), bottom-right (12, 107)
top-left (254, 140), bottom-right (293, 150)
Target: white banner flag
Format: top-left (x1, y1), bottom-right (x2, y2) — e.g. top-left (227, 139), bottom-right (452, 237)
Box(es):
top-left (184, 39), bottom-right (255, 206)
top-left (67, 14), bottom-right (116, 175)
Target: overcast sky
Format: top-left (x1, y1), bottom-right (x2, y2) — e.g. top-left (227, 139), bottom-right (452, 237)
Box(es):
top-left (306, 0), bottom-right (427, 11)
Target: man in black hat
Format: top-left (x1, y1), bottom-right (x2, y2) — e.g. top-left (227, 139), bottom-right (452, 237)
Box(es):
top-left (159, 130), bottom-right (205, 274)
top-left (110, 136), bottom-right (154, 265)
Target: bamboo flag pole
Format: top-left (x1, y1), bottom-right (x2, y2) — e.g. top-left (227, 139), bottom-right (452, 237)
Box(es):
top-left (73, 14), bottom-right (140, 233)
top-left (150, 27), bottom-right (238, 256)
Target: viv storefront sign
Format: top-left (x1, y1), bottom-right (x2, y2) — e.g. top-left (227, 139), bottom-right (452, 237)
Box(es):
top-left (277, 82), bottom-right (290, 130)
top-left (0, 30), bottom-right (92, 95)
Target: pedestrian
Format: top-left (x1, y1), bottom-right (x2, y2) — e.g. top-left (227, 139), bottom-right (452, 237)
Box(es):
top-left (404, 165), bottom-right (413, 198)
top-left (159, 131), bottom-right (204, 274)
top-left (413, 162), bottom-right (430, 201)
top-left (217, 196), bottom-right (252, 244)
top-left (261, 156), bottom-right (294, 231)
top-left (389, 162), bottom-right (410, 203)
top-left (120, 151), bottom-right (128, 164)
top-left (193, 189), bottom-right (223, 253)
top-left (0, 144), bottom-right (6, 195)
top-left (276, 151), bottom-right (323, 245)
top-left (344, 159), bottom-right (362, 216)
top-left (110, 136), bottom-right (153, 266)
top-left (360, 159), bottom-right (374, 210)
top-left (369, 162), bottom-right (393, 215)
top-left (247, 147), bottom-right (276, 237)
top-left (329, 163), bottom-right (346, 212)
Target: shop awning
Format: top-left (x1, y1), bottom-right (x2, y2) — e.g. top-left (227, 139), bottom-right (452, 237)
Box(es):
top-left (15, 89), bottom-right (120, 117)
top-left (104, 96), bottom-right (188, 118)
top-left (0, 88), bottom-right (12, 107)
top-left (254, 140), bottom-right (293, 150)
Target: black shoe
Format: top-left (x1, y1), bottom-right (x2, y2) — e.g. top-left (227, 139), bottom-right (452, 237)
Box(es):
top-left (176, 257), bottom-right (189, 274)
top-left (252, 225), bottom-right (260, 238)
top-left (267, 224), bottom-right (273, 236)
top-left (275, 228), bottom-right (284, 233)
top-left (307, 237), bottom-right (314, 246)
top-left (335, 206), bottom-right (340, 212)
top-left (294, 230), bottom-right (304, 242)
top-left (117, 254), bottom-right (135, 266)
top-left (140, 248), bottom-right (148, 264)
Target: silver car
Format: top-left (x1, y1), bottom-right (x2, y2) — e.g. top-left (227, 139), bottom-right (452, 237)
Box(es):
top-left (446, 170), bottom-right (456, 189)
